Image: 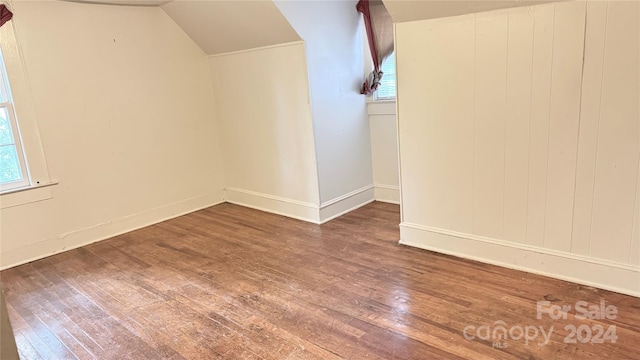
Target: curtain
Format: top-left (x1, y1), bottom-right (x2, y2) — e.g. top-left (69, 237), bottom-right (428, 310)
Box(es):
top-left (0, 4), bottom-right (12, 28)
top-left (356, 0), bottom-right (394, 95)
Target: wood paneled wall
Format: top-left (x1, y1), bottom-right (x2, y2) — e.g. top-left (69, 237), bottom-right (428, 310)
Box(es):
top-left (396, 1), bottom-right (639, 294)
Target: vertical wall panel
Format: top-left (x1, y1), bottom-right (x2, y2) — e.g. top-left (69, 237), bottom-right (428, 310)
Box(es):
top-left (397, 17), bottom-right (475, 232)
top-left (369, 114), bottom-right (400, 189)
top-left (571, 1), bottom-right (608, 256)
top-left (542, 1), bottom-right (586, 252)
top-left (473, 12), bottom-right (508, 239)
top-left (588, 1), bottom-right (640, 263)
top-left (395, 0), bottom-right (640, 296)
top-left (397, 0), bottom-right (640, 276)
top-left (503, 8), bottom-right (534, 243)
top-left (526, 4), bottom-right (554, 247)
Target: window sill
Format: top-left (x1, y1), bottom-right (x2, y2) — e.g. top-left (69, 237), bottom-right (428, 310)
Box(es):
top-left (367, 100), bottom-right (396, 116)
top-left (1, 181), bottom-right (58, 209)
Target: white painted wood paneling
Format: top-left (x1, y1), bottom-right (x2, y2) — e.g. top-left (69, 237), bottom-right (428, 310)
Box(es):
top-left (397, 1), bottom-right (640, 294)
top-left (397, 16), bottom-right (475, 232)
top-left (369, 113), bottom-right (400, 199)
top-left (526, 4), bottom-right (555, 248)
top-left (473, 12), bottom-right (508, 239)
top-left (588, 1), bottom-right (640, 263)
top-left (542, 1), bottom-right (586, 252)
top-left (503, 8), bottom-right (534, 244)
top-left (367, 102), bottom-right (400, 205)
top-left (571, 1), bottom-right (608, 256)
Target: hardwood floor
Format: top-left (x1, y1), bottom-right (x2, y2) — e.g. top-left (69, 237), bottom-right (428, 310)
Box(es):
top-left (1, 202), bottom-right (639, 359)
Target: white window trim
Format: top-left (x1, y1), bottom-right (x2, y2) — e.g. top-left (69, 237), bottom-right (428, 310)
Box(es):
top-left (0, 18), bottom-right (56, 209)
top-left (367, 100), bottom-right (396, 116)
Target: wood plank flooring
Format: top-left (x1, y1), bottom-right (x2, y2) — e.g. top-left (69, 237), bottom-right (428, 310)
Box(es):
top-left (1, 202), bottom-right (639, 359)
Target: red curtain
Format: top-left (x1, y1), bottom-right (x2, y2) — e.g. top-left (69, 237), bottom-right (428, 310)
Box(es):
top-left (0, 4), bottom-right (12, 28)
top-left (356, 0), bottom-right (394, 95)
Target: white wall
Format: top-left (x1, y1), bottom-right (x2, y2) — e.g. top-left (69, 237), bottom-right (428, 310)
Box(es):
top-left (0, 1), bottom-right (226, 269)
top-left (275, 0), bottom-right (375, 219)
top-left (396, 1), bottom-right (639, 296)
top-left (368, 102), bottom-right (399, 204)
top-left (209, 43), bottom-right (322, 222)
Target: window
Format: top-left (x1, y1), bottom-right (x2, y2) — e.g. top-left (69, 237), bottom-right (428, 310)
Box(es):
top-left (0, 47), bottom-right (29, 192)
top-left (0, 20), bottom-right (55, 207)
top-left (376, 51), bottom-right (396, 100)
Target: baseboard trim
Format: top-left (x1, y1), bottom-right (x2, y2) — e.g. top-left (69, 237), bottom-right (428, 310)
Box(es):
top-left (373, 184), bottom-right (400, 204)
top-left (225, 187), bottom-right (321, 224)
top-left (225, 186), bottom-right (376, 225)
top-left (319, 185), bottom-right (375, 224)
top-left (0, 191), bottom-right (226, 270)
top-left (399, 222), bottom-right (640, 297)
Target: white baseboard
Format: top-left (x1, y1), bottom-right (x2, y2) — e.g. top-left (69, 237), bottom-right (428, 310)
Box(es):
top-left (319, 185), bottom-right (375, 224)
top-left (0, 191), bottom-right (226, 270)
top-left (400, 222), bottom-right (640, 297)
top-left (0, 186), bottom-right (377, 270)
top-left (225, 185), bottom-right (376, 225)
top-left (374, 184), bottom-right (400, 204)
top-left (225, 187), bottom-right (321, 223)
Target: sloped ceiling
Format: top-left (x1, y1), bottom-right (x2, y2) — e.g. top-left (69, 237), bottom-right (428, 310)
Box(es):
top-left (160, 0), bottom-right (300, 55)
top-left (381, 0), bottom-right (563, 23)
top-left (61, 0), bottom-right (171, 6)
top-left (62, 0), bottom-right (565, 54)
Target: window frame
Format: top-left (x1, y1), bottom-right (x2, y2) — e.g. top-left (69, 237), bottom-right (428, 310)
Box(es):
top-left (0, 15), bottom-right (56, 208)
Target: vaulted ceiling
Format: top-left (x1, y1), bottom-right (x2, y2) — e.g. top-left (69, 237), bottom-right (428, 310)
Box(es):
top-left (161, 0), bottom-right (300, 55)
top-left (381, 0), bottom-right (562, 22)
top-left (61, 0), bottom-right (171, 6)
top-left (59, 0), bottom-right (562, 55)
